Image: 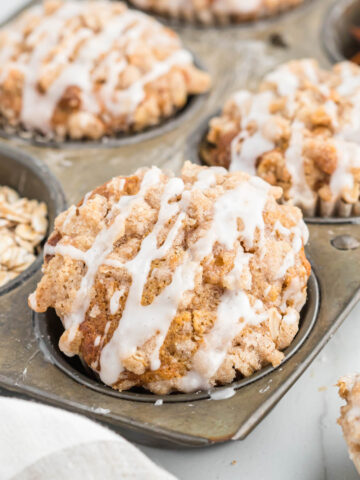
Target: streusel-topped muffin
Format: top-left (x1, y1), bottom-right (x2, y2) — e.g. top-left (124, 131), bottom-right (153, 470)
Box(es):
top-left (129, 0), bottom-right (304, 24)
top-left (29, 162), bottom-right (310, 394)
top-left (0, 0), bottom-right (210, 140)
top-left (201, 59), bottom-right (360, 217)
top-left (338, 375), bottom-right (360, 474)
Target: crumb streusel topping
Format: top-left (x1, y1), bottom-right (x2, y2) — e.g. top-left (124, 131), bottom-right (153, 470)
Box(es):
top-left (201, 59), bottom-right (360, 216)
top-left (0, 0), bottom-right (210, 140)
top-left (29, 162), bottom-right (310, 394)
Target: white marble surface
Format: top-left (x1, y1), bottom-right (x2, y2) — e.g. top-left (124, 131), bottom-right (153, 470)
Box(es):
top-left (140, 301), bottom-right (360, 480)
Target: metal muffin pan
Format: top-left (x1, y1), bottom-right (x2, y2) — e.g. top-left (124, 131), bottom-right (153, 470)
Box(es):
top-left (0, 0), bottom-right (360, 447)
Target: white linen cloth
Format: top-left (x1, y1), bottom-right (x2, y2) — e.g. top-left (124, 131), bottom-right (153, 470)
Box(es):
top-left (0, 397), bottom-right (177, 480)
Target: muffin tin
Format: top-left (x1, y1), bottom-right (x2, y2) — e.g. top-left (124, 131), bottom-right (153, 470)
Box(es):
top-left (0, 0), bottom-right (359, 447)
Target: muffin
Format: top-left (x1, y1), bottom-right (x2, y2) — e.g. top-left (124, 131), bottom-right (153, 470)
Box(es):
top-left (338, 374), bottom-right (360, 474)
top-left (129, 0), bottom-right (304, 24)
top-left (0, 0), bottom-right (210, 141)
top-left (200, 59), bottom-right (360, 217)
top-left (29, 162), bottom-right (310, 394)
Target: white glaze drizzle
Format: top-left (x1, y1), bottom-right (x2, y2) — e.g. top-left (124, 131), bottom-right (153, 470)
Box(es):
top-left (209, 387), bottom-right (236, 400)
top-left (280, 276), bottom-right (304, 313)
top-left (275, 251), bottom-right (295, 280)
top-left (274, 219), bottom-right (308, 255)
top-left (285, 121), bottom-right (315, 209)
top-left (282, 308), bottom-right (298, 325)
top-left (265, 63), bottom-right (300, 116)
top-left (224, 245), bottom-right (252, 290)
top-left (192, 175), bottom-right (271, 259)
top-left (178, 291), bottom-right (268, 392)
top-left (266, 67), bottom-right (300, 97)
top-left (193, 167), bottom-right (226, 190)
top-left (330, 140), bottom-right (360, 197)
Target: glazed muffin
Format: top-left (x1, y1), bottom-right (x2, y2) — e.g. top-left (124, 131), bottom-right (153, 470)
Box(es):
top-left (129, 0), bottom-right (304, 24)
top-left (338, 374), bottom-right (360, 474)
top-left (201, 59), bottom-right (360, 217)
top-left (0, 0), bottom-right (210, 141)
top-left (29, 162), bottom-right (310, 394)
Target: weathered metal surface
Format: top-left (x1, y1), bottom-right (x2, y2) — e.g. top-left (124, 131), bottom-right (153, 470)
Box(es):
top-left (0, 0), bottom-right (359, 448)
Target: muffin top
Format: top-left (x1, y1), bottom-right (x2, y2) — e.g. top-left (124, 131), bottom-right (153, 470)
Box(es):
top-left (0, 0), bottom-right (210, 140)
top-left (202, 59), bottom-right (360, 215)
top-left (29, 162), bottom-right (310, 394)
top-left (129, 0), bottom-right (304, 23)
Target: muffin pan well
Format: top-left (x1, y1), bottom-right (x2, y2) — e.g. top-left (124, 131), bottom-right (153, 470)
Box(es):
top-left (0, 0), bottom-right (359, 448)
